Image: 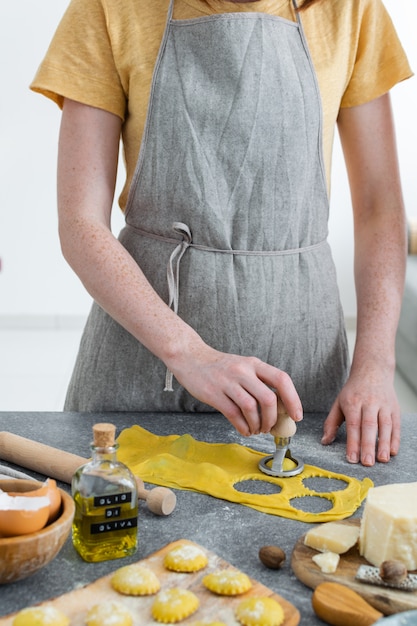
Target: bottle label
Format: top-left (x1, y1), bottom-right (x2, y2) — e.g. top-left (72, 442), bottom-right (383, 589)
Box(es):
top-left (84, 491), bottom-right (138, 535)
top-left (93, 492), bottom-right (132, 507)
top-left (90, 516), bottom-right (138, 535)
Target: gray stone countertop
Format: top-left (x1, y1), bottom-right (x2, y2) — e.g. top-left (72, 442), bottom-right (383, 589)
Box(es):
top-left (0, 411), bottom-right (416, 623)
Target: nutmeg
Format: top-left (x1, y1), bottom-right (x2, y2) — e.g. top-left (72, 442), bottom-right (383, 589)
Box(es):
top-left (379, 560), bottom-right (407, 584)
top-left (259, 545), bottom-right (286, 569)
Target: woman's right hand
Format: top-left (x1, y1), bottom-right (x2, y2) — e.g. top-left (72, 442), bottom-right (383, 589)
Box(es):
top-left (167, 340), bottom-right (303, 436)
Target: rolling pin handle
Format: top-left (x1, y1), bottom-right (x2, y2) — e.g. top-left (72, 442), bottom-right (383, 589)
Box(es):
top-left (0, 431), bottom-right (86, 484)
top-left (135, 477), bottom-right (176, 516)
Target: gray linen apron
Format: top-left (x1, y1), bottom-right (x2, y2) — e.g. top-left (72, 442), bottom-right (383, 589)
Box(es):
top-left (65, 0), bottom-right (349, 413)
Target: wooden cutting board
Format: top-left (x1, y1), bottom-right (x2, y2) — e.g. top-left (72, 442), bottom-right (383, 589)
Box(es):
top-left (1, 539), bottom-right (299, 625)
top-left (291, 519), bottom-right (417, 616)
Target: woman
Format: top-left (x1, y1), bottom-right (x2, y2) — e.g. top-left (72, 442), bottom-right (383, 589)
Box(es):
top-left (31, 0), bottom-right (412, 466)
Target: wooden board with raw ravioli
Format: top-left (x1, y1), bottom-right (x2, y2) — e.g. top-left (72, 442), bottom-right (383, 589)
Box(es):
top-left (0, 539), bottom-right (300, 626)
top-left (291, 519), bottom-right (417, 616)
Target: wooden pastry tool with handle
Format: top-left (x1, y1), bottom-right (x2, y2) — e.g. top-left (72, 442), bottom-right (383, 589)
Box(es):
top-left (0, 431), bottom-right (176, 516)
top-left (258, 399), bottom-right (304, 477)
top-left (312, 582), bottom-right (384, 626)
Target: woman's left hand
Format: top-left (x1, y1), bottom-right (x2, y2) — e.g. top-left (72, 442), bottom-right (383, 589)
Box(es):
top-left (321, 364), bottom-right (401, 466)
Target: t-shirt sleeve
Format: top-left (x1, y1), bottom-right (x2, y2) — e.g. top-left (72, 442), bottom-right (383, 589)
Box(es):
top-left (340, 0), bottom-right (413, 108)
top-left (30, 0), bottom-right (126, 120)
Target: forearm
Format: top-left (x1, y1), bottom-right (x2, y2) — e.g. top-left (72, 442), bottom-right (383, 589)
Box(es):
top-left (352, 202), bottom-right (407, 374)
top-left (338, 94), bottom-right (407, 374)
top-left (59, 214), bottom-right (204, 367)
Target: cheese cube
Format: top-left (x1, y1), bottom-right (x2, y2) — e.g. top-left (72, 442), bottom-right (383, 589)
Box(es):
top-left (312, 551), bottom-right (340, 573)
top-left (304, 522), bottom-right (359, 554)
top-left (359, 482), bottom-right (417, 569)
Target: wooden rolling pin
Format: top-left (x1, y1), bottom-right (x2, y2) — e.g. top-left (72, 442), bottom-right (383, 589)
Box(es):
top-left (0, 431), bottom-right (176, 516)
top-left (312, 582), bottom-right (384, 626)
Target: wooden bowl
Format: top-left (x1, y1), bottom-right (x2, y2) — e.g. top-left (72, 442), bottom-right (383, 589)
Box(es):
top-left (0, 479), bottom-right (75, 584)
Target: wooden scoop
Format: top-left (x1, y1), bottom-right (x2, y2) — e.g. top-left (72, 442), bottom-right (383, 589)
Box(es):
top-left (312, 582), bottom-right (384, 626)
top-left (0, 431), bottom-right (176, 516)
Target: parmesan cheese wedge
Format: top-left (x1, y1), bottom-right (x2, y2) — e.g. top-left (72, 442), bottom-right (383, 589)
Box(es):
top-left (359, 482), bottom-right (417, 569)
top-left (312, 551), bottom-right (340, 574)
top-left (304, 522), bottom-right (359, 554)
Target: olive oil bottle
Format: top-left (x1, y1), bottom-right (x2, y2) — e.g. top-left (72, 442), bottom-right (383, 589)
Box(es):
top-left (71, 422), bottom-right (138, 562)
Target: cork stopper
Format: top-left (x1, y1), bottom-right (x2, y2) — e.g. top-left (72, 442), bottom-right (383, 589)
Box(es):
top-left (92, 423), bottom-right (116, 448)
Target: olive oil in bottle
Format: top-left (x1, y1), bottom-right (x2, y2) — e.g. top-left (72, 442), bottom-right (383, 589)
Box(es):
top-left (71, 422), bottom-right (138, 562)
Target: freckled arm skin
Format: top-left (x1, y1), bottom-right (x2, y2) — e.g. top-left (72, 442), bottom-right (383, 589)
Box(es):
top-left (57, 98), bottom-right (303, 436)
top-left (322, 93), bottom-right (407, 466)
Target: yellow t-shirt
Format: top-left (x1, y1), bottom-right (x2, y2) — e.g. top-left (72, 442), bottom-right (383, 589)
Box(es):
top-left (30, 0), bottom-right (412, 209)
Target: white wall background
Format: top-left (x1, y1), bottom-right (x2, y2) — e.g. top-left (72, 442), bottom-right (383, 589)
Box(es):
top-left (0, 1), bottom-right (416, 325)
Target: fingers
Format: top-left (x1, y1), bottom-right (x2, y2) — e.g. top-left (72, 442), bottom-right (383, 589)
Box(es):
top-left (221, 382), bottom-right (274, 436)
top-left (218, 360), bottom-right (303, 437)
top-left (344, 410), bottom-right (399, 467)
top-left (377, 405), bottom-right (401, 462)
top-left (349, 404), bottom-right (378, 466)
top-left (253, 363), bottom-right (303, 433)
top-left (216, 394), bottom-right (257, 437)
top-left (349, 405), bottom-right (402, 466)
top-left (388, 407), bottom-right (401, 457)
top-left (321, 403), bottom-right (344, 446)
top-left (322, 394), bottom-right (401, 466)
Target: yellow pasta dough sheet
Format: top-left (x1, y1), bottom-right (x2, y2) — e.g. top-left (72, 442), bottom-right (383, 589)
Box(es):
top-left (116, 426), bottom-right (372, 523)
top-left (0, 540), bottom-right (299, 626)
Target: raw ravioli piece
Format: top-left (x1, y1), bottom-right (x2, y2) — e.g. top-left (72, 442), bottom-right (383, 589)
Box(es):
top-left (85, 601), bottom-right (133, 626)
top-left (111, 563), bottom-right (160, 595)
top-left (164, 543), bottom-right (208, 572)
top-left (202, 569), bottom-right (252, 595)
top-left (235, 597), bottom-right (284, 626)
top-left (13, 607), bottom-right (69, 626)
top-left (151, 588), bottom-right (199, 623)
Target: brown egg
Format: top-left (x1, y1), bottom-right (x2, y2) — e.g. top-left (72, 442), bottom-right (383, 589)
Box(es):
top-left (9, 478), bottom-right (62, 523)
top-left (0, 494), bottom-right (50, 537)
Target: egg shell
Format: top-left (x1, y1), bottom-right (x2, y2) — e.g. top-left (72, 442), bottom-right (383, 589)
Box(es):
top-left (9, 478), bottom-right (62, 524)
top-left (0, 494), bottom-right (50, 537)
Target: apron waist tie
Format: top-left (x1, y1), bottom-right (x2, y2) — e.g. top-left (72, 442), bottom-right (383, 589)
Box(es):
top-left (125, 221), bottom-right (328, 392)
top-left (165, 223), bottom-right (192, 391)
